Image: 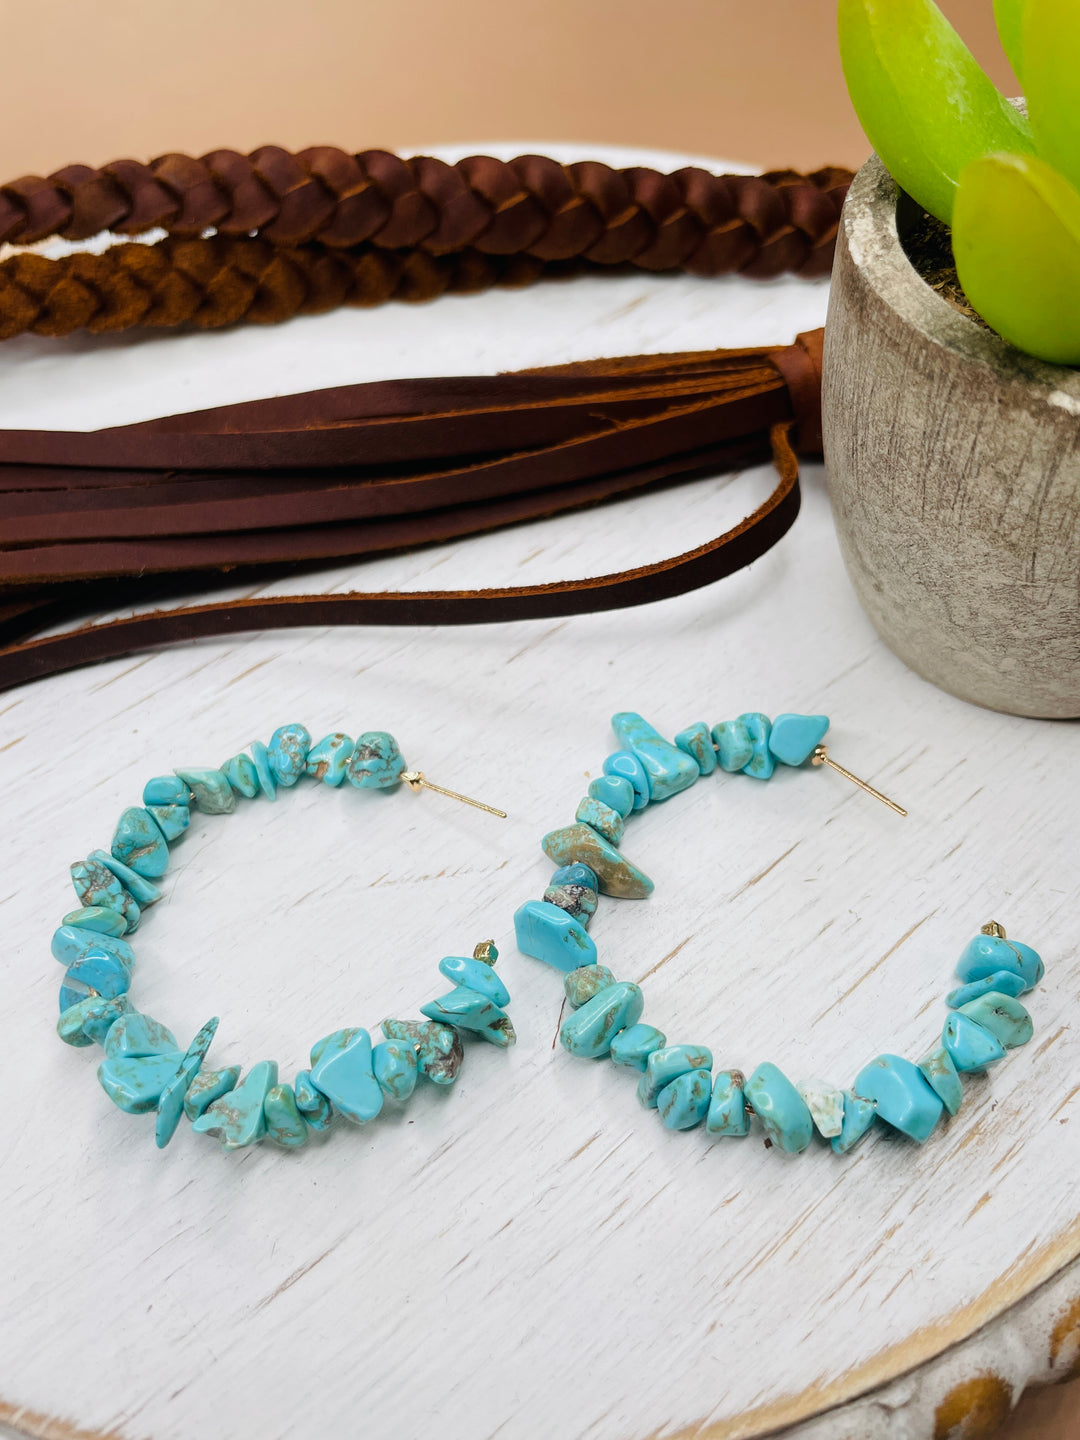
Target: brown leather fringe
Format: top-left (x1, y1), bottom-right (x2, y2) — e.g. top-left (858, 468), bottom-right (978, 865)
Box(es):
top-left (0, 149), bottom-right (851, 276)
top-left (0, 327), bottom-right (824, 693)
top-left (0, 419), bottom-right (803, 694)
top-left (0, 151), bottom-right (845, 692)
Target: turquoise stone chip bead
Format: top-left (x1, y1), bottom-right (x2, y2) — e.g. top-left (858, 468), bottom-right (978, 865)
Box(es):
top-left (193, 1060), bottom-right (278, 1148)
top-left (918, 1044), bottom-right (964, 1116)
top-left (98, 1050), bottom-right (186, 1113)
top-left (610, 1023), bottom-right (666, 1072)
top-left (560, 981), bottom-right (643, 1059)
top-left (183, 1016), bottom-right (220, 1069)
top-left (52, 924), bottom-right (134, 971)
top-left (601, 751), bottom-right (650, 811)
top-left (293, 1069), bottom-right (333, 1129)
top-left (372, 1040), bottom-right (419, 1101)
top-left (153, 1023), bottom-right (222, 1141)
top-left (156, 1052), bottom-right (205, 1148)
top-left (143, 776), bottom-right (189, 806)
top-left (267, 724), bottom-right (311, 787)
top-left (711, 720), bottom-right (754, 772)
top-left (768, 713), bottom-right (830, 767)
top-left (744, 1063), bottom-right (815, 1152)
top-left (706, 1070), bottom-right (750, 1136)
top-left (551, 861), bottom-right (598, 892)
top-left (853, 1055), bottom-right (945, 1141)
top-left (543, 872), bottom-right (598, 927)
top-left (958, 992), bottom-right (1034, 1048)
top-left (62, 905), bottom-right (128, 937)
top-left (104, 1012), bottom-right (178, 1059)
top-left (421, 989), bottom-right (516, 1046)
top-left (587, 774), bottom-right (634, 817)
top-left (174, 767), bottom-right (237, 814)
top-left (184, 1065), bottom-right (241, 1122)
top-left (675, 721), bottom-right (717, 775)
top-left (347, 731), bottom-right (406, 789)
top-left (943, 1013), bottom-right (1007, 1072)
top-left (564, 964), bottom-right (616, 1008)
top-left (946, 970), bottom-right (1027, 1008)
top-left (575, 795), bottom-right (624, 846)
top-left (382, 1018), bottom-right (463, 1085)
top-left (221, 754), bottom-right (259, 799)
top-left (310, 1028), bottom-right (384, 1123)
top-left (111, 806), bottom-right (169, 879)
top-left (738, 713), bottom-right (774, 780)
top-left (263, 1084), bottom-right (309, 1147)
top-left (306, 732), bottom-right (354, 786)
top-left (57, 994), bottom-right (131, 1048)
top-left (797, 1078), bottom-right (846, 1138)
top-left (514, 899), bottom-right (597, 972)
top-left (638, 1045), bottom-right (714, 1108)
top-left (71, 857), bottom-right (140, 931)
top-left (438, 955), bottom-right (510, 1007)
top-left (657, 1069), bottom-right (712, 1129)
top-left (831, 1091), bottom-right (877, 1155)
top-left (956, 933), bottom-right (1043, 991)
top-left (145, 803), bottom-right (190, 843)
top-left (611, 712), bottom-right (698, 801)
top-left (249, 742), bottom-right (277, 800)
top-left (89, 848), bottom-right (162, 908)
top-left (1009, 940), bottom-right (1044, 984)
top-left (60, 949), bottom-right (131, 1012)
top-left (542, 823), bottom-right (653, 899)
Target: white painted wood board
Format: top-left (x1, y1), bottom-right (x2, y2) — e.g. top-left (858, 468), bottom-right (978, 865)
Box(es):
top-left (0, 146), bottom-right (1077, 1440)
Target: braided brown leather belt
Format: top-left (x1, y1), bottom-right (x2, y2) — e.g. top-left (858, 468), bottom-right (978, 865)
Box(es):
top-left (0, 149), bottom-right (851, 692)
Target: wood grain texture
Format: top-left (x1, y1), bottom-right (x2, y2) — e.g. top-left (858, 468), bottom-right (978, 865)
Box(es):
top-left (0, 147), bottom-right (1077, 1440)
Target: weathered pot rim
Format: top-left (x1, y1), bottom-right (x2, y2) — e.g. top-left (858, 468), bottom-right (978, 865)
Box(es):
top-left (843, 154), bottom-right (1080, 410)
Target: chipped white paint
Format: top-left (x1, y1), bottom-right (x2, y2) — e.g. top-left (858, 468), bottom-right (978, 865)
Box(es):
top-left (0, 146), bottom-right (1078, 1440)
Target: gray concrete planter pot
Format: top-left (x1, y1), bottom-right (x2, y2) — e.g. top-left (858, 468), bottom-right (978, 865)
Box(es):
top-left (822, 154), bottom-right (1080, 718)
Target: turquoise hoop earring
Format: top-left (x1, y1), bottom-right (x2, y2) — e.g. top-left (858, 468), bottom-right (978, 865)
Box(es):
top-left (514, 711), bottom-right (1043, 1155)
top-left (53, 724), bottom-right (511, 1152)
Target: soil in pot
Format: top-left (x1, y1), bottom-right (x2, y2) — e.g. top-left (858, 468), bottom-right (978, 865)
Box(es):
top-left (896, 193), bottom-right (988, 331)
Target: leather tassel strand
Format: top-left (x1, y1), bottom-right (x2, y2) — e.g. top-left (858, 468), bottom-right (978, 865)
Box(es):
top-left (0, 152), bottom-right (846, 692)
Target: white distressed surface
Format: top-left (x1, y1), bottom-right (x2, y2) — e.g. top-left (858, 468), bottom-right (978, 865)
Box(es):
top-left (1, 146), bottom-right (1078, 1440)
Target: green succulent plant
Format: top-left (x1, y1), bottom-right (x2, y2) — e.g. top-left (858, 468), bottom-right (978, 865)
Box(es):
top-left (839, 0), bottom-right (1080, 366)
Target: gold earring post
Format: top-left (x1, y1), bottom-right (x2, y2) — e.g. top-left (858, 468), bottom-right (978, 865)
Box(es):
top-left (401, 770), bottom-right (507, 819)
top-left (810, 745), bottom-right (907, 817)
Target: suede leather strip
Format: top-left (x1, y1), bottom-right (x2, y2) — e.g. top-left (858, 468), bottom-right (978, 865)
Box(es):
top-left (0, 335), bottom-right (822, 690)
top-left (0, 422), bottom-right (800, 693)
top-left (0, 336), bottom-right (816, 576)
top-left (0, 151), bottom-right (846, 692)
top-left (0, 239), bottom-right (575, 341)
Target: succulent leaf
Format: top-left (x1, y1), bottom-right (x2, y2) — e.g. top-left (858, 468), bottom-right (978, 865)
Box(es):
top-left (838, 0), bottom-right (1033, 224)
top-left (952, 152), bottom-right (1080, 366)
top-left (1024, 0), bottom-right (1080, 197)
top-left (993, 0), bottom-right (1026, 80)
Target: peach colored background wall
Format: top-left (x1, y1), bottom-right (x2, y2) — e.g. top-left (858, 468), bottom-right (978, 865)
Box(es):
top-left (0, 0), bottom-right (1016, 179)
top-left (0, 2), bottom-right (1070, 1436)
